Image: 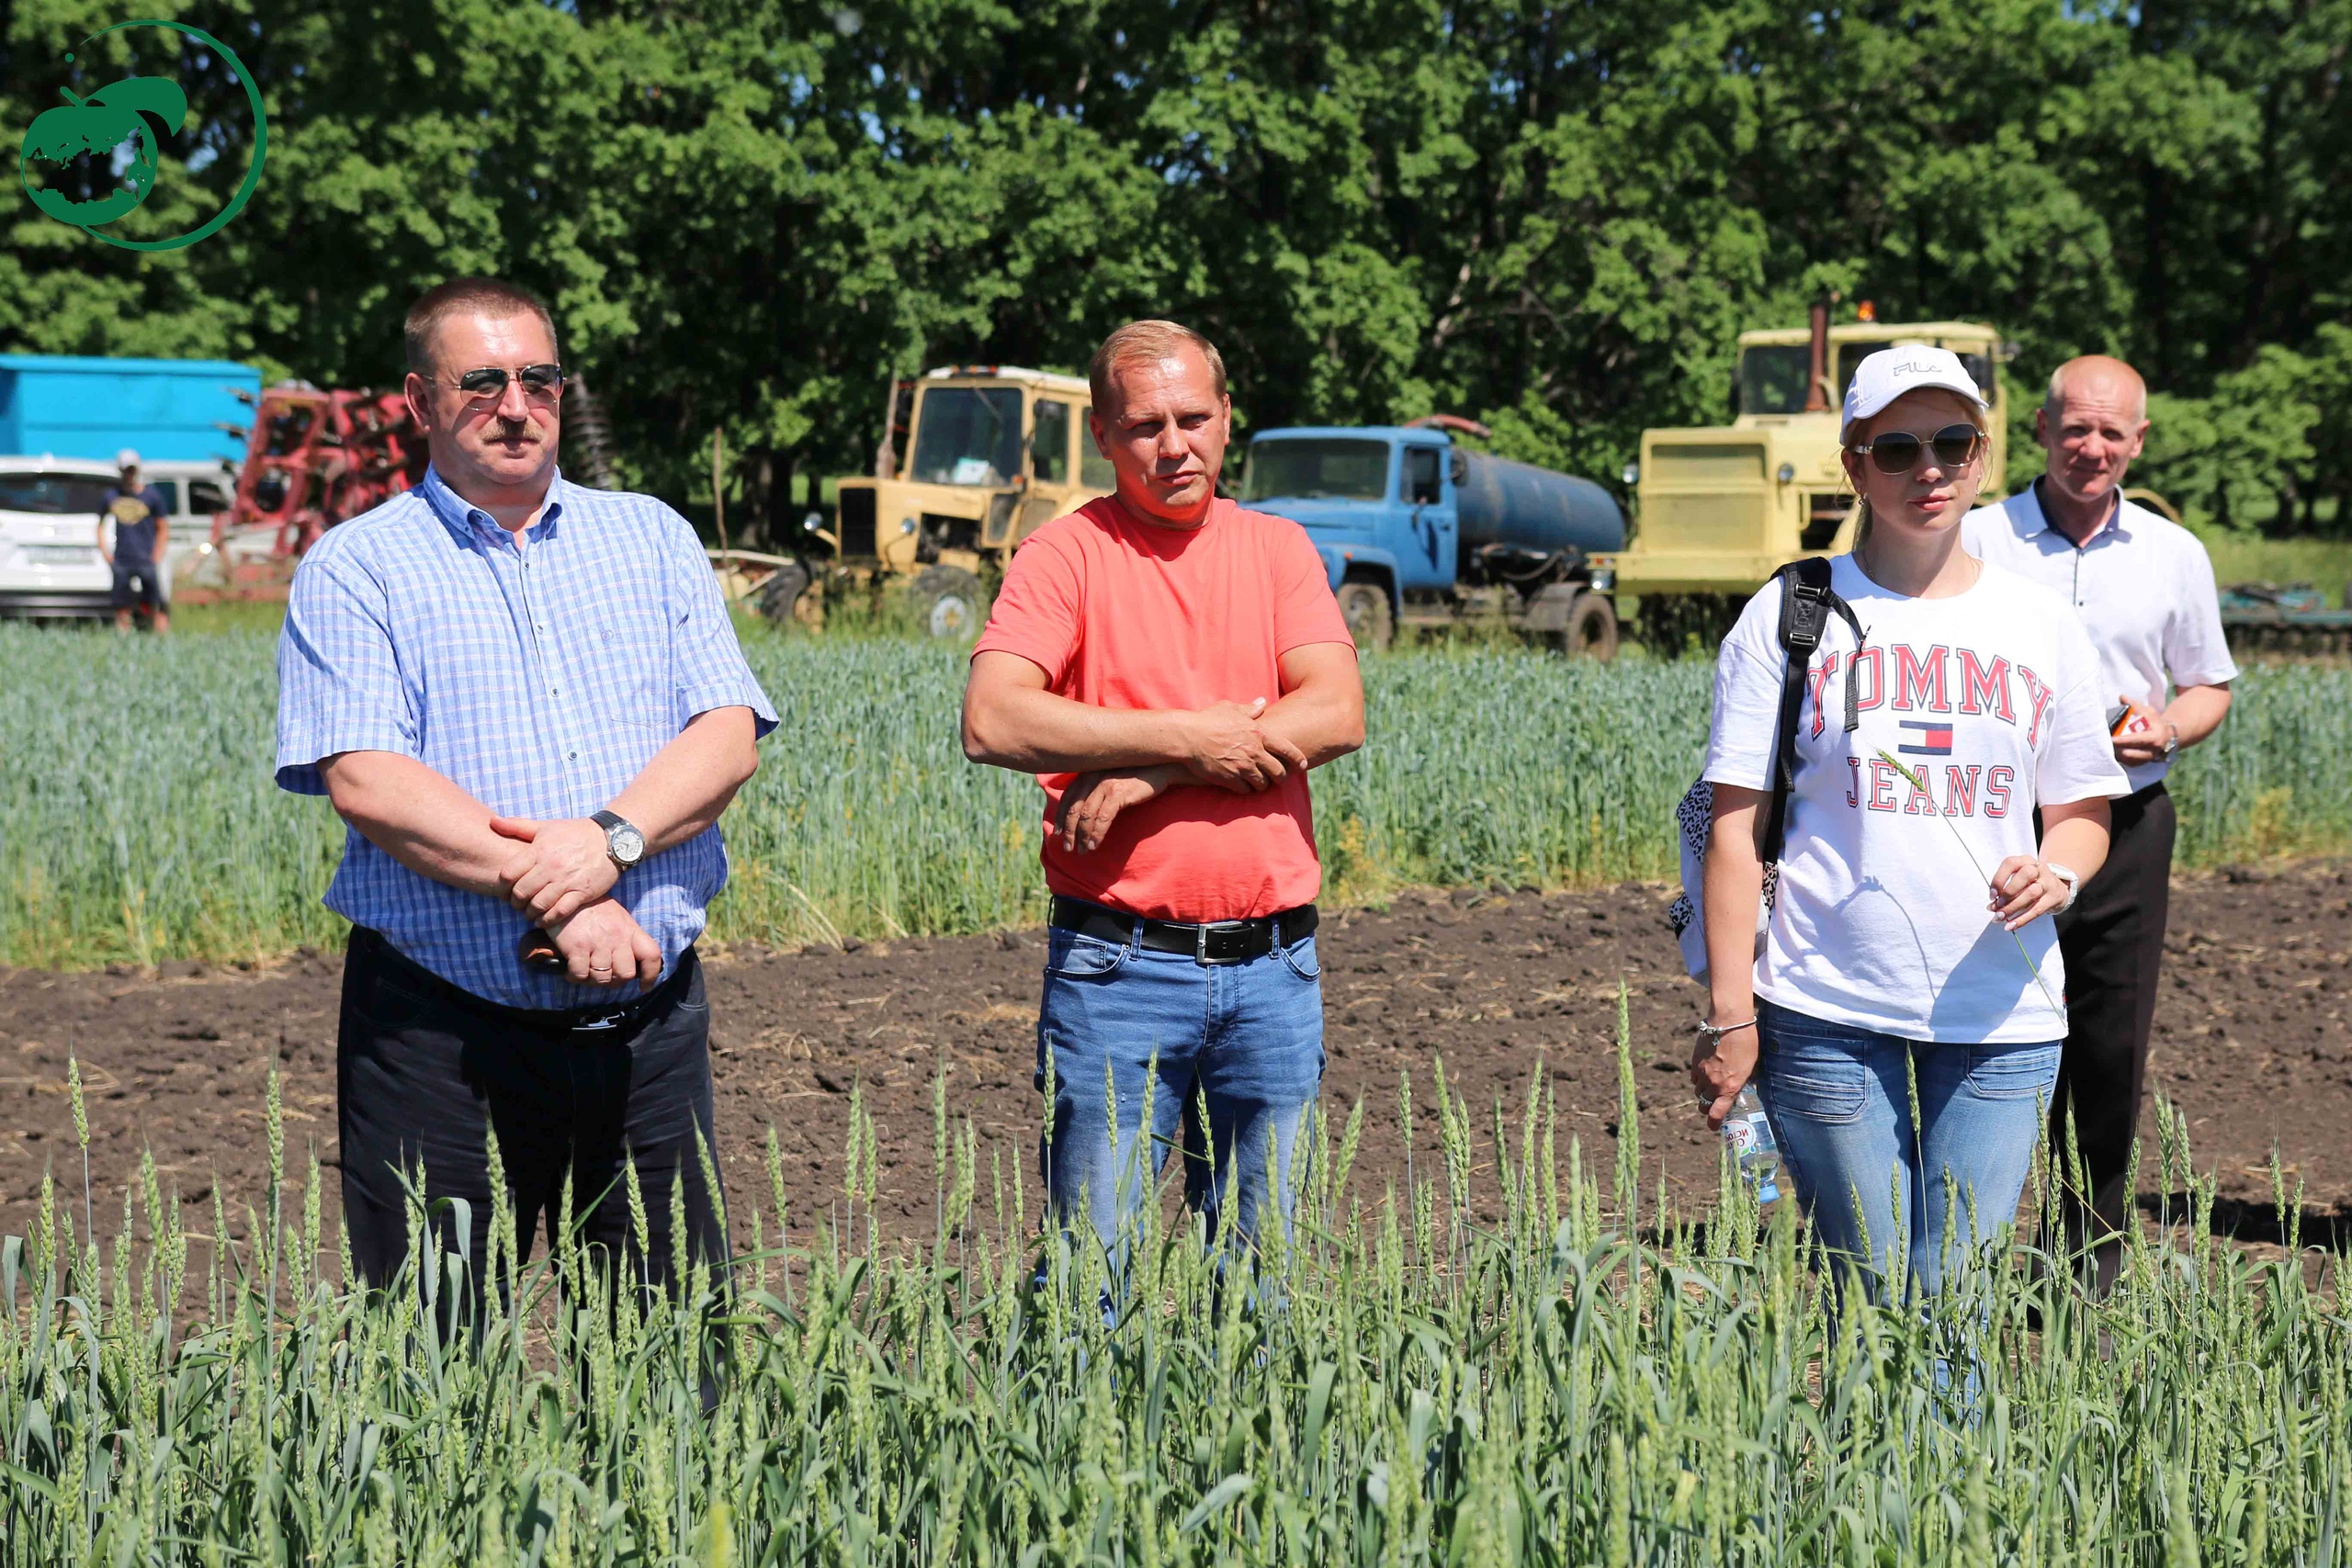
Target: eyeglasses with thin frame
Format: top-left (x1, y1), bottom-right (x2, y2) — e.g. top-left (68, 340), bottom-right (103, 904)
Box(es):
top-left (1848, 424), bottom-right (1983, 476)
top-left (441, 364), bottom-right (566, 402)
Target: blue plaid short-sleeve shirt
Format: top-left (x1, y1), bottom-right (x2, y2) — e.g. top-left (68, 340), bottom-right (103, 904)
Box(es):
top-left (275, 466), bottom-right (778, 1009)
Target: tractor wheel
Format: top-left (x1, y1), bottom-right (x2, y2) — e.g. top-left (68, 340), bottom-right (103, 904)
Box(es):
top-left (1335, 581), bottom-right (1395, 651)
top-left (753, 562), bottom-right (812, 626)
top-left (911, 565), bottom-right (987, 641)
top-left (1560, 591), bottom-right (1620, 660)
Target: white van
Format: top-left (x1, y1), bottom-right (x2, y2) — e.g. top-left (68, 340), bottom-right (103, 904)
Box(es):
top-left (141, 458), bottom-right (243, 592)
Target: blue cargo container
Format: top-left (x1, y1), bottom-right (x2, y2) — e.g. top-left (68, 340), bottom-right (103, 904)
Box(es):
top-left (0, 355), bottom-right (262, 464)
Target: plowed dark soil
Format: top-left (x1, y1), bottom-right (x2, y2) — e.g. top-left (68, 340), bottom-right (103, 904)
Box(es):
top-left (3, 863), bottom-right (2346, 1257)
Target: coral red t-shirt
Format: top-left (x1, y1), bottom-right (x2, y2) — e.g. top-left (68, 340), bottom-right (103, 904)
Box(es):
top-left (973, 494), bottom-right (1354, 921)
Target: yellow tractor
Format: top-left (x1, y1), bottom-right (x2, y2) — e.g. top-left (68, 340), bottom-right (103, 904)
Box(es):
top-left (1601, 310), bottom-right (2010, 641)
top-left (792, 366), bottom-right (1115, 637)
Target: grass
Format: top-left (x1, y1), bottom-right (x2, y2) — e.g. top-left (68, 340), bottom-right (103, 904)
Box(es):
top-left (2190, 525), bottom-right (2352, 605)
top-left (2, 1019), bottom-right (2345, 1564)
top-left (3, 623), bottom-right (2349, 967)
top-left (158, 598), bottom-right (298, 637)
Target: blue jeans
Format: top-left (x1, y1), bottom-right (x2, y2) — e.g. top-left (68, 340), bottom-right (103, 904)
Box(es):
top-left (1035, 914), bottom-right (1325, 1264)
top-left (1757, 999), bottom-right (2060, 1301)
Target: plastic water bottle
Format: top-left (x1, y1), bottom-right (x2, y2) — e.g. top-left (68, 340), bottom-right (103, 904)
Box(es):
top-left (1722, 1086), bottom-right (1781, 1205)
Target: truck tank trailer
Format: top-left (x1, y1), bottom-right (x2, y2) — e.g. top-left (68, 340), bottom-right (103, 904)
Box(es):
top-left (1241, 418), bottom-right (1625, 654)
top-left (1453, 449), bottom-right (1624, 561)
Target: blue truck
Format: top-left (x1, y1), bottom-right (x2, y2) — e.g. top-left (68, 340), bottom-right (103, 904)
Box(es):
top-left (1238, 418), bottom-right (1627, 654)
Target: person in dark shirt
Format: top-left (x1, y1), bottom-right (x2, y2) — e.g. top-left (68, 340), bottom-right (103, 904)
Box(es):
top-left (98, 449), bottom-right (172, 634)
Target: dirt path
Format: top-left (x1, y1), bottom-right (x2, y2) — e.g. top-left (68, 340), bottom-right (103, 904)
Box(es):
top-left (3, 864), bottom-right (2346, 1254)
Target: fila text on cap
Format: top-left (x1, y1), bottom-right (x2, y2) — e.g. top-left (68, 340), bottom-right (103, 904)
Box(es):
top-left (1841, 345), bottom-right (1986, 428)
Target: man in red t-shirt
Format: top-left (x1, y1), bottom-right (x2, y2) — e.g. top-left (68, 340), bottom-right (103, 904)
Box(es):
top-left (963, 319), bottom-right (1363, 1262)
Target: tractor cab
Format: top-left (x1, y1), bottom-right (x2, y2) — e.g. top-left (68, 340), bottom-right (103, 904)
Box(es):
top-left (808, 367), bottom-right (1114, 637)
top-left (1611, 314), bottom-right (2010, 612)
top-left (828, 367), bottom-right (1114, 578)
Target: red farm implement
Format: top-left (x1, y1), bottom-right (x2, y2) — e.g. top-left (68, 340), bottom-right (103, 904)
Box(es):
top-left (209, 383), bottom-right (426, 577)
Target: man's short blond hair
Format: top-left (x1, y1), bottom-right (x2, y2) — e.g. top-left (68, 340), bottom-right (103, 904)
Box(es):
top-left (1088, 320), bottom-right (1227, 412)
top-left (2045, 354), bottom-right (2148, 424)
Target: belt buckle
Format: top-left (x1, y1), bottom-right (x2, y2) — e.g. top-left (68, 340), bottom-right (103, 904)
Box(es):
top-left (1196, 920), bottom-right (1251, 966)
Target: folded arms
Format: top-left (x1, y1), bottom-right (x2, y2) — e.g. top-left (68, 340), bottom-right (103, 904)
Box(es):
top-left (961, 642), bottom-right (1364, 852)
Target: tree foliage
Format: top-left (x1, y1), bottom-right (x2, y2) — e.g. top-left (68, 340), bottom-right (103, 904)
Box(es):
top-left (5, 0), bottom-right (2346, 538)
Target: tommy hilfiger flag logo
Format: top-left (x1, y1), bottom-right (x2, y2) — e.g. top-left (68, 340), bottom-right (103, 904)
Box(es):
top-left (1898, 719), bottom-right (1955, 756)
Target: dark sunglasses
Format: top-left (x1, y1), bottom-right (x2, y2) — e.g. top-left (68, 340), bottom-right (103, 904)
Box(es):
top-left (1849, 424), bottom-right (1983, 476)
top-left (445, 363), bottom-right (565, 401)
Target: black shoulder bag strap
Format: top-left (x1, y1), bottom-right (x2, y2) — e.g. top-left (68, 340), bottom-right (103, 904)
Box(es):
top-left (1761, 556), bottom-right (1864, 865)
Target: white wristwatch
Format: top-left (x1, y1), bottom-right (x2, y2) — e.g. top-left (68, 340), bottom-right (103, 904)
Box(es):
top-left (2046, 862), bottom-right (2080, 912)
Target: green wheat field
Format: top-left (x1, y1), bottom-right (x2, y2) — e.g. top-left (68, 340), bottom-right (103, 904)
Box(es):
top-left (1, 1030), bottom-right (2346, 1563)
top-left (1, 624), bottom-right (2346, 969)
top-left (4, 625), bottom-right (2350, 1562)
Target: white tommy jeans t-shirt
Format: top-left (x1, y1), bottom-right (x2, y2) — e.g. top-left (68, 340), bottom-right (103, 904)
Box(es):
top-left (1704, 555), bottom-right (2130, 1044)
top-left (1962, 486), bottom-right (2239, 793)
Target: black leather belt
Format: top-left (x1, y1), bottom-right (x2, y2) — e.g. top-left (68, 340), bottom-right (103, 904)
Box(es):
top-left (1049, 895), bottom-right (1317, 966)
top-left (352, 927), bottom-right (692, 1032)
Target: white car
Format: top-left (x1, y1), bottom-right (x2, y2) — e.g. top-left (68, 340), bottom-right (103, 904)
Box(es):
top-left (0, 457), bottom-right (120, 619)
top-left (0, 456), bottom-right (242, 618)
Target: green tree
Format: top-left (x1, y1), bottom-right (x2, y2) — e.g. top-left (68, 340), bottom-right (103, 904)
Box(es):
top-left (2141, 348), bottom-right (2322, 531)
top-left (5, 0), bottom-right (2346, 535)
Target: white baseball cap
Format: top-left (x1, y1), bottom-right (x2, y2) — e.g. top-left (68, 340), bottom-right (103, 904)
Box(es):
top-left (115, 448), bottom-right (141, 470)
top-left (1840, 346), bottom-right (1986, 433)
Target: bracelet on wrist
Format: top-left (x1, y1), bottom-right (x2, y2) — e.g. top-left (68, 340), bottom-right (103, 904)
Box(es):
top-left (1695, 1017), bottom-right (1757, 1048)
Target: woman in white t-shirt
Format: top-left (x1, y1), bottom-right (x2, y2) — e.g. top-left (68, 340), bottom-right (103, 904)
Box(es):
top-left (1690, 346), bottom-right (2130, 1301)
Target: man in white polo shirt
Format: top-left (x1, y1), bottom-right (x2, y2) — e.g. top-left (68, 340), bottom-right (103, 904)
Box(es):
top-left (1962, 353), bottom-right (2236, 1292)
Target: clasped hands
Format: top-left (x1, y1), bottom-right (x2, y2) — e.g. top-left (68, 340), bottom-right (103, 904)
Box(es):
top-left (1053, 697), bottom-right (1307, 855)
top-left (492, 815), bottom-right (658, 987)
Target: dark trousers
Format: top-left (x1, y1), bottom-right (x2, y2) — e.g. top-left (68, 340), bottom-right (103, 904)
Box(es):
top-left (336, 929), bottom-right (729, 1309)
top-left (2048, 783), bottom-right (2175, 1292)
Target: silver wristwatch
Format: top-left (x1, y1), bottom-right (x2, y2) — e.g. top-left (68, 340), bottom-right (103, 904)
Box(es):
top-left (592, 808), bottom-right (646, 869)
top-left (2046, 862), bottom-right (2080, 912)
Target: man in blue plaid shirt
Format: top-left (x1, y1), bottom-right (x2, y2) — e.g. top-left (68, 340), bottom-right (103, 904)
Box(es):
top-left (275, 277), bottom-right (776, 1305)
